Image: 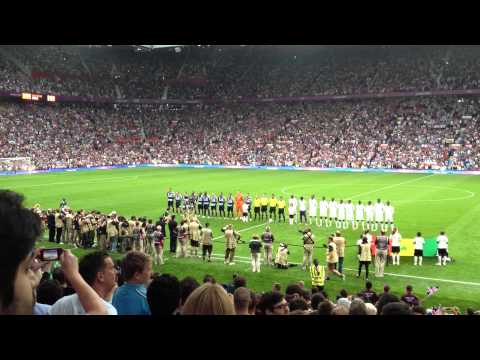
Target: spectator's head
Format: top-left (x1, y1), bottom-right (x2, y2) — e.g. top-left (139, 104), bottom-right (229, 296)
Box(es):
top-left (182, 283), bottom-right (235, 315)
top-left (147, 274), bottom-right (181, 315)
top-left (52, 267), bottom-right (66, 287)
top-left (288, 297), bottom-right (309, 312)
top-left (233, 276), bottom-right (246, 290)
top-left (285, 283), bottom-right (303, 302)
top-left (365, 281), bottom-right (373, 290)
top-left (248, 290), bottom-right (257, 315)
top-left (405, 285), bottom-right (413, 294)
top-left (383, 284), bottom-right (390, 293)
top-left (36, 280), bottom-right (63, 305)
top-left (376, 293), bottom-right (399, 314)
top-left (311, 293), bottom-right (325, 311)
top-left (272, 283), bottom-right (281, 292)
top-left (79, 251), bottom-right (117, 298)
top-left (179, 276), bottom-right (200, 307)
top-left (121, 251), bottom-right (152, 286)
top-left (258, 291), bottom-right (289, 315)
top-left (381, 302), bottom-right (412, 315)
top-left (349, 299), bottom-right (368, 315)
top-left (412, 306), bottom-right (426, 315)
top-left (0, 190), bottom-right (42, 315)
top-left (332, 305), bottom-right (349, 315)
top-left (203, 274), bottom-right (216, 284)
top-left (365, 303), bottom-right (378, 315)
top-left (317, 301), bottom-right (334, 315)
top-left (233, 287), bottom-right (251, 315)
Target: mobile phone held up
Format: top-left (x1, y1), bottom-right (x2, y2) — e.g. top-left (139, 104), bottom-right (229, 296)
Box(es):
top-left (38, 248), bottom-right (64, 262)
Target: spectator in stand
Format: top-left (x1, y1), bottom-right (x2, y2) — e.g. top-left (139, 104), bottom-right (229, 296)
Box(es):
top-left (147, 274), bottom-right (181, 315)
top-left (36, 280), bottom-right (63, 306)
top-left (357, 281), bottom-right (379, 304)
top-left (178, 276), bottom-right (200, 314)
top-left (400, 285), bottom-right (420, 308)
top-left (0, 190), bottom-right (108, 315)
top-left (49, 251), bottom-right (118, 315)
top-left (112, 251), bottom-right (152, 315)
top-left (181, 283), bottom-right (235, 315)
top-left (257, 291), bottom-right (289, 315)
top-left (381, 302), bottom-right (412, 315)
top-left (349, 299), bottom-right (368, 315)
top-left (233, 287), bottom-right (251, 315)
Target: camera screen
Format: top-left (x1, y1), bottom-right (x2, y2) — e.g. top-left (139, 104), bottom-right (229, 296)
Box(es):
top-left (43, 249), bottom-right (59, 261)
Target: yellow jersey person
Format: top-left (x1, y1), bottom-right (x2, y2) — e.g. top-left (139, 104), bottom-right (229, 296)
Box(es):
top-left (253, 196), bottom-right (261, 221)
top-left (260, 194), bottom-right (269, 221)
top-left (310, 259), bottom-right (325, 291)
top-left (269, 194), bottom-right (277, 222)
top-left (277, 196), bottom-right (286, 223)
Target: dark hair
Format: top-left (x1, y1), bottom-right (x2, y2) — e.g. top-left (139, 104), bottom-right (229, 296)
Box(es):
top-left (180, 276), bottom-right (200, 305)
top-left (376, 293), bottom-right (400, 314)
top-left (36, 280), bottom-right (63, 305)
top-left (52, 268), bottom-right (66, 286)
top-left (115, 259), bottom-right (125, 287)
top-left (203, 274), bottom-right (216, 284)
top-left (417, 232), bottom-right (421, 237)
top-left (258, 291), bottom-right (285, 314)
top-left (233, 276), bottom-right (246, 289)
top-left (0, 190), bottom-right (42, 310)
top-left (412, 305), bottom-right (426, 315)
top-left (147, 274), bottom-right (181, 315)
top-left (311, 293), bottom-right (324, 311)
top-left (381, 302), bottom-right (412, 315)
top-left (317, 301), bottom-right (334, 315)
top-left (406, 285), bottom-right (413, 292)
top-left (79, 251), bottom-right (110, 286)
top-left (286, 283), bottom-right (303, 297)
top-left (289, 298), bottom-right (309, 312)
top-left (122, 251), bottom-right (151, 281)
top-left (365, 281), bottom-right (372, 290)
top-left (339, 289), bottom-right (348, 298)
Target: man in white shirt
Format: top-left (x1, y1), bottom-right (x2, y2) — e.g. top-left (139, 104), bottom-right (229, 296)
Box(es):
top-left (383, 201), bottom-right (395, 231)
top-left (299, 197), bottom-right (307, 224)
top-left (242, 202), bottom-right (249, 223)
top-left (436, 231), bottom-right (449, 266)
top-left (49, 251), bottom-right (118, 315)
top-left (319, 196), bottom-right (328, 227)
top-left (328, 198), bottom-right (337, 228)
top-left (308, 195), bottom-right (318, 226)
top-left (288, 195), bottom-right (297, 225)
top-left (390, 228), bottom-right (402, 266)
top-left (337, 200), bottom-right (346, 229)
top-left (355, 201), bottom-right (365, 230)
top-left (373, 199), bottom-right (384, 232)
top-left (365, 201), bottom-right (374, 230)
top-left (345, 200), bottom-right (355, 229)
top-left (413, 232), bottom-right (425, 266)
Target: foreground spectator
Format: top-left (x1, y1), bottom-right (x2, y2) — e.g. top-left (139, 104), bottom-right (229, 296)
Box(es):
top-left (233, 287), bottom-right (251, 315)
top-left (381, 302), bottom-right (412, 315)
top-left (181, 283), bottom-right (235, 315)
top-left (257, 291), bottom-right (289, 315)
top-left (0, 190), bottom-right (108, 315)
top-left (178, 276), bottom-right (200, 314)
top-left (112, 251), bottom-right (152, 315)
top-left (36, 280), bottom-right (63, 306)
top-left (49, 251), bottom-right (118, 315)
top-left (147, 274), bottom-right (181, 315)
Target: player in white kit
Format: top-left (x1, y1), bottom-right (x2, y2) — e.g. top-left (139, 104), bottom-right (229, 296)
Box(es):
top-left (365, 201), bottom-right (374, 230)
top-left (319, 196), bottom-right (328, 227)
top-left (242, 202), bottom-right (249, 223)
top-left (383, 201), bottom-right (394, 231)
top-left (436, 231), bottom-right (449, 266)
top-left (337, 200), bottom-right (346, 229)
top-left (390, 227), bottom-right (402, 265)
top-left (373, 199), bottom-right (384, 232)
top-left (355, 201), bottom-right (365, 230)
top-left (328, 198), bottom-right (337, 228)
top-left (413, 231), bottom-right (425, 266)
top-left (288, 195), bottom-right (297, 225)
top-left (308, 195), bottom-right (318, 226)
top-left (345, 200), bottom-right (355, 229)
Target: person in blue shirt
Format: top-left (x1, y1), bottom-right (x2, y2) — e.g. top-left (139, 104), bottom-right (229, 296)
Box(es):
top-left (113, 251), bottom-right (152, 315)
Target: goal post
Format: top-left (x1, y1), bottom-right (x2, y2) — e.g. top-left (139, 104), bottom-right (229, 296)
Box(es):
top-left (0, 157), bottom-right (34, 172)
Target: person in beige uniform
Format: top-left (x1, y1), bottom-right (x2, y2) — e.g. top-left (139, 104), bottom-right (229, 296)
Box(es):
top-left (177, 220), bottom-right (190, 258)
top-left (189, 217), bottom-right (201, 258)
top-left (333, 231), bottom-right (346, 275)
top-left (80, 217), bottom-right (90, 249)
top-left (223, 224), bottom-right (240, 265)
top-left (200, 223), bottom-right (213, 262)
top-left (64, 210), bottom-right (74, 245)
top-left (326, 236), bottom-right (345, 280)
top-left (54, 210), bottom-right (64, 244)
top-left (357, 237), bottom-right (372, 280)
top-left (106, 213), bottom-right (119, 252)
top-left (301, 228), bottom-right (315, 271)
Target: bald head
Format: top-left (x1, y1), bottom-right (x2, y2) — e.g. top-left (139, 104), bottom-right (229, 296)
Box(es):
top-left (233, 287), bottom-right (251, 315)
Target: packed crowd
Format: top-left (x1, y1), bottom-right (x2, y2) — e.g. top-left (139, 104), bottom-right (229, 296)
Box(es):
top-left (2, 190), bottom-right (473, 315)
top-left (2, 45), bottom-right (480, 100)
top-left (1, 96), bottom-right (479, 171)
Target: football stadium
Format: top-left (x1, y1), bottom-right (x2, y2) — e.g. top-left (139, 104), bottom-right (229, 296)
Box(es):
top-left (1, 45), bottom-right (480, 315)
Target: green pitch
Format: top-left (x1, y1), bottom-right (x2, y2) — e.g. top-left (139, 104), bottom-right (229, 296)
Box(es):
top-left (2, 167), bottom-right (480, 311)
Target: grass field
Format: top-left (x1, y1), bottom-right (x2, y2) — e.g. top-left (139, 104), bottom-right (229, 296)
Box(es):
top-left (2, 167), bottom-right (480, 311)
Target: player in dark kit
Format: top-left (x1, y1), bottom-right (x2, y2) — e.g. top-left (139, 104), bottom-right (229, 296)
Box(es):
top-left (210, 193), bottom-right (218, 217)
top-left (218, 193), bottom-right (226, 218)
top-left (175, 193), bottom-right (182, 213)
top-left (167, 189), bottom-right (175, 211)
top-left (203, 192), bottom-right (210, 217)
top-left (227, 194), bottom-right (234, 219)
top-left (245, 193), bottom-right (252, 218)
top-left (198, 193), bottom-right (204, 215)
